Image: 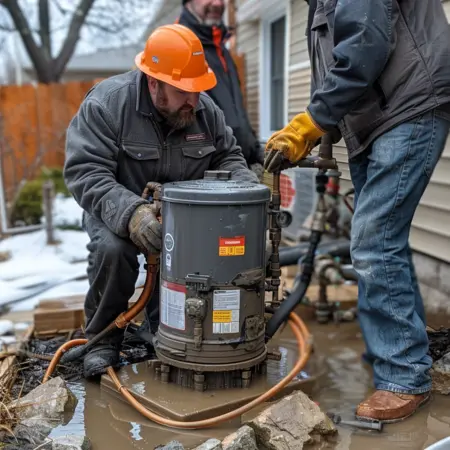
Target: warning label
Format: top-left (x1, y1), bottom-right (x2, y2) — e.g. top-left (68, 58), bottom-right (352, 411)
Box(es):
top-left (160, 281), bottom-right (186, 331)
top-left (212, 290), bottom-right (240, 334)
top-left (219, 236), bottom-right (245, 256)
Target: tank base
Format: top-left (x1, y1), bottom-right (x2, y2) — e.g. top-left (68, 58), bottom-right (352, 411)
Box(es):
top-left (152, 360), bottom-right (267, 391)
top-left (100, 353), bottom-right (325, 422)
top-left (153, 347), bottom-right (269, 391)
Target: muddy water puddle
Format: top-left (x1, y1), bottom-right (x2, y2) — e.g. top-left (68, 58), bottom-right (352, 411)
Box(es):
top-left (48, 317), bottom-right (450, 450)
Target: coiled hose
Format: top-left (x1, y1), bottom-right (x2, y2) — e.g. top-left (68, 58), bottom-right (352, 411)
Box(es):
top-left (42, 286), bottom-right (312, 430)
top-left (105, 310), bottom-right (311, 430)
top-left (42, 259), bottom-right (312, 430)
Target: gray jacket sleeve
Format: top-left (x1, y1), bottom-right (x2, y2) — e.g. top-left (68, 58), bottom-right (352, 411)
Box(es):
top-left (63, 97), bottom-right (147, 237)
top-left (307, 0), bottom-right (394, 130)
top-left (209, 105), bottom-right (259, 183)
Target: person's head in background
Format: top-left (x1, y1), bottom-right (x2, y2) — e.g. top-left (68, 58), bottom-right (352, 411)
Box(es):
top-left (183, 0), bottom-right (226, 26)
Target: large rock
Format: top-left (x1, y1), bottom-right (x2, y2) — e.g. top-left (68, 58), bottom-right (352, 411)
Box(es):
top-left (7, 418), bottom-right (54, 448)
top-left (154, 441), bottom-right (185, 450)
top-left (9, 376), bottom-right (77, 422)
top-left (222, 425), bottom-right (258, 450)
top-left (51, 435), bottom-right (91, 450)
top-left (431, 353), bottom-right (450, 395)
top-left (246, 391), bottom-right (337, 449)
top-left (194, 439), bottom-right (222, 450)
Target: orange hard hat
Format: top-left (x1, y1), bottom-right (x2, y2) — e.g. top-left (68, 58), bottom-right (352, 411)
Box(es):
top-left (135, 24), bottom-right (217, 93)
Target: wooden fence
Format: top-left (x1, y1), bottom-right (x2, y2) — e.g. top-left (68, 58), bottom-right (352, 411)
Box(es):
top-left (0, 58), bottom-right (247, 210)
top-left (0, 80), bottom-right (97, 205)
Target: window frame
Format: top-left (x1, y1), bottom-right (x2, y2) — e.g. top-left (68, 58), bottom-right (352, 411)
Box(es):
top-left (259, 3), bottom-right (289, 142)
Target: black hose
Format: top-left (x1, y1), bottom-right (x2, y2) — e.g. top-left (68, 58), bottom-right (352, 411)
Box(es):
top-left (340, 265), bottom-right (358, 281)
top-left (265, 230), bottom-right (323, 341)
top-left (279, 238), bottom-right (351, 267)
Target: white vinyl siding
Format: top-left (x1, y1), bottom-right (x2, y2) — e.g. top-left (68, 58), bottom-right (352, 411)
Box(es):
top-left (237, 20), bottom-right (261, 134)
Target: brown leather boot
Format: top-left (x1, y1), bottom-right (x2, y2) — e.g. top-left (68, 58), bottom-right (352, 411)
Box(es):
top-left (356, 390), bottom-right (430, 423)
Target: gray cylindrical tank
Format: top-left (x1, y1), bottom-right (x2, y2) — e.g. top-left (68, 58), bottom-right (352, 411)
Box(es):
top-left (155, 171), bottom-right (271, 372)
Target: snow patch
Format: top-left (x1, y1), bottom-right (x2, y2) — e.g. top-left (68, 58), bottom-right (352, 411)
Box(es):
top-left (0, 195), bottom-right (148, 313)
top-left (0, 320), bottom-right (14, 336)
top-left (47, 194), bottom-right (84, 230)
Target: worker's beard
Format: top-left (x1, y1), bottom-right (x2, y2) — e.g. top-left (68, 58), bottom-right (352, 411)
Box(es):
top-left (155, 85), bottom-right (196, 130)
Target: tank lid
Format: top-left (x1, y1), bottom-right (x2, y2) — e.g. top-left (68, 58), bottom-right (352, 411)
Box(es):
top-left (161, 176), bottom-right (271, 204)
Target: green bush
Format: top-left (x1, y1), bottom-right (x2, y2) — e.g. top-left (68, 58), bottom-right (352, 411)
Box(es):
top-left (37, 166), bottom-right (70, 197)
top-left (10, 166), bottom-right (70, 226)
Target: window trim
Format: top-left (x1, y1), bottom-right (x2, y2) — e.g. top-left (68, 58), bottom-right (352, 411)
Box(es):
top-left (259, 1), bottom-right (290, 142)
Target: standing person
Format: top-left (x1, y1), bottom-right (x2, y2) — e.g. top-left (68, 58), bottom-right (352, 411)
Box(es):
top-left (64, 24), bottom-right (258, 379)
top-left (264, 0), bottom-right (450, 423)
top-left (178, 0), bottom-right (264, 179)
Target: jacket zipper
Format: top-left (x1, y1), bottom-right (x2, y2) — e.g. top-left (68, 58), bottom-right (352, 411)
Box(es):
top-left (148, 114), bottom-right (169, 179)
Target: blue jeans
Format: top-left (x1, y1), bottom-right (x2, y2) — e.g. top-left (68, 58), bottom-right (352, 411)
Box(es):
top-left (349, 110), bottom-right (450, 395)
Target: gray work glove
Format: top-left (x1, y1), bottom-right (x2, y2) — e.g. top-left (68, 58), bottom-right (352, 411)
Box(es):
top-left (128, 204), bottom-right (162, 254)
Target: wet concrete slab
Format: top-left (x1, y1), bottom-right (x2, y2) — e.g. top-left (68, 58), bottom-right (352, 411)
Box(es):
top-left (100, 351), bottom-right (325, 421)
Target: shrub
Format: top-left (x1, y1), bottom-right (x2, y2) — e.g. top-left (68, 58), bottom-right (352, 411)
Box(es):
top-left (10, 166), bottom-right (70, 226)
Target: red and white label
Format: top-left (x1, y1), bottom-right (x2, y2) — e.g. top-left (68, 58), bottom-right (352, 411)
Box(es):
top-left (160, 281), bottom-right (186, 331)
top-left (219, 236), bottom-right (245, 256)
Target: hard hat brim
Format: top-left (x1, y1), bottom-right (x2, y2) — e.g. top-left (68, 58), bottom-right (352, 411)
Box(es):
top-left (135, 51), bottom-right (217, 93)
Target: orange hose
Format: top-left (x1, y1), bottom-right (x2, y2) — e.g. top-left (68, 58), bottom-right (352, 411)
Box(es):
top-left (43, 338), bottom-right (88, 383)
top-left (42, 255), bottom-right (159, 383)
top-left (115, 255), bottom-right (159, 328)
top-left (106, 311), bottom-right (311, 430)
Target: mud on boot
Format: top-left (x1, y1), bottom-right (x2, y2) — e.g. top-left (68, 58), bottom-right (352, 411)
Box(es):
top-left (84, 343), bottom-right (121, 379)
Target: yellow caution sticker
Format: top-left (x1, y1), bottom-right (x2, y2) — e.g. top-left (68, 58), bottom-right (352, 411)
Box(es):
top-left (213, 310), bottom-right (232, 323)
top-left (219, 236), bottom-right (245, 256)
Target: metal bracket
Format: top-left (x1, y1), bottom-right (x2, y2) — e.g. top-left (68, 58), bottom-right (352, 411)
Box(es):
top-left (185, 274), bottom-right (212, 292)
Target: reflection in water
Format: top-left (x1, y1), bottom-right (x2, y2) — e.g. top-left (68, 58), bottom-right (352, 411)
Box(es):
top-left (48, 381), bottom-right (86, 439)
top-left (56, 320), bottom-right (449, 450)
top-left (131, 381), bottom-right (146, 396)
top-left (129, 422), bottom-right (143, 441)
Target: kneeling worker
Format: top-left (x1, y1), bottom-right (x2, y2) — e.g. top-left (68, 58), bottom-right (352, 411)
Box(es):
top-left (63, 24), bottom-right (259, 379)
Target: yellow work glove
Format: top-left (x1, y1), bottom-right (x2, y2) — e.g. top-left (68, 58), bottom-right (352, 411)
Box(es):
top-left (264, 111), bottom-right (325, 173)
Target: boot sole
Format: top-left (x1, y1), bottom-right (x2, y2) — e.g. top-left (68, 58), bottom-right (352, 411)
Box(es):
top-left (85, 363), bottom-right (120, 379)
top-left (355, 393), bottom-right (431, 424)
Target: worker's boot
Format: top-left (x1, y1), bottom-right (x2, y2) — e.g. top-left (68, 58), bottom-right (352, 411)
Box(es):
top-left (83, 342), bottom-right (121, 379)
top-left (356, 390), bottom-right (430, 423)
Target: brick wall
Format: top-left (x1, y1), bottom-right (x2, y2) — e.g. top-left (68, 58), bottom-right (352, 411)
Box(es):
top-left (413, 251), bottom-right (450, 315)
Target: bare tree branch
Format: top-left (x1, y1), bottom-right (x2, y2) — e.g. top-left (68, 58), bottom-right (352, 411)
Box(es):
top-left (1, 0), bottom-right (53, 82)
top-left (0, 0), bottom-right (158, 83)
top-left (39, 0), bottom-right (52, 59)
top-left (0, 23), bottom-right (15, 31)
top-left (53, 0), bottom-right (96, 79)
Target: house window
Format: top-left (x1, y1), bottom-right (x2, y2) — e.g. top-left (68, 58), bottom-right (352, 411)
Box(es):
top-left (270, 16), bottom-right (286, 131)
top-left (260, 9), bottom-right (288, 141)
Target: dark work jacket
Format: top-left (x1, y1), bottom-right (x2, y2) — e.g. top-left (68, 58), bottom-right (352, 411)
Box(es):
top-left (306, 0), bottom-right (450, 159)
top-left (63, 70), bottom-right (258, 238)
top-left (178, 7), bottom-right (263, 165)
